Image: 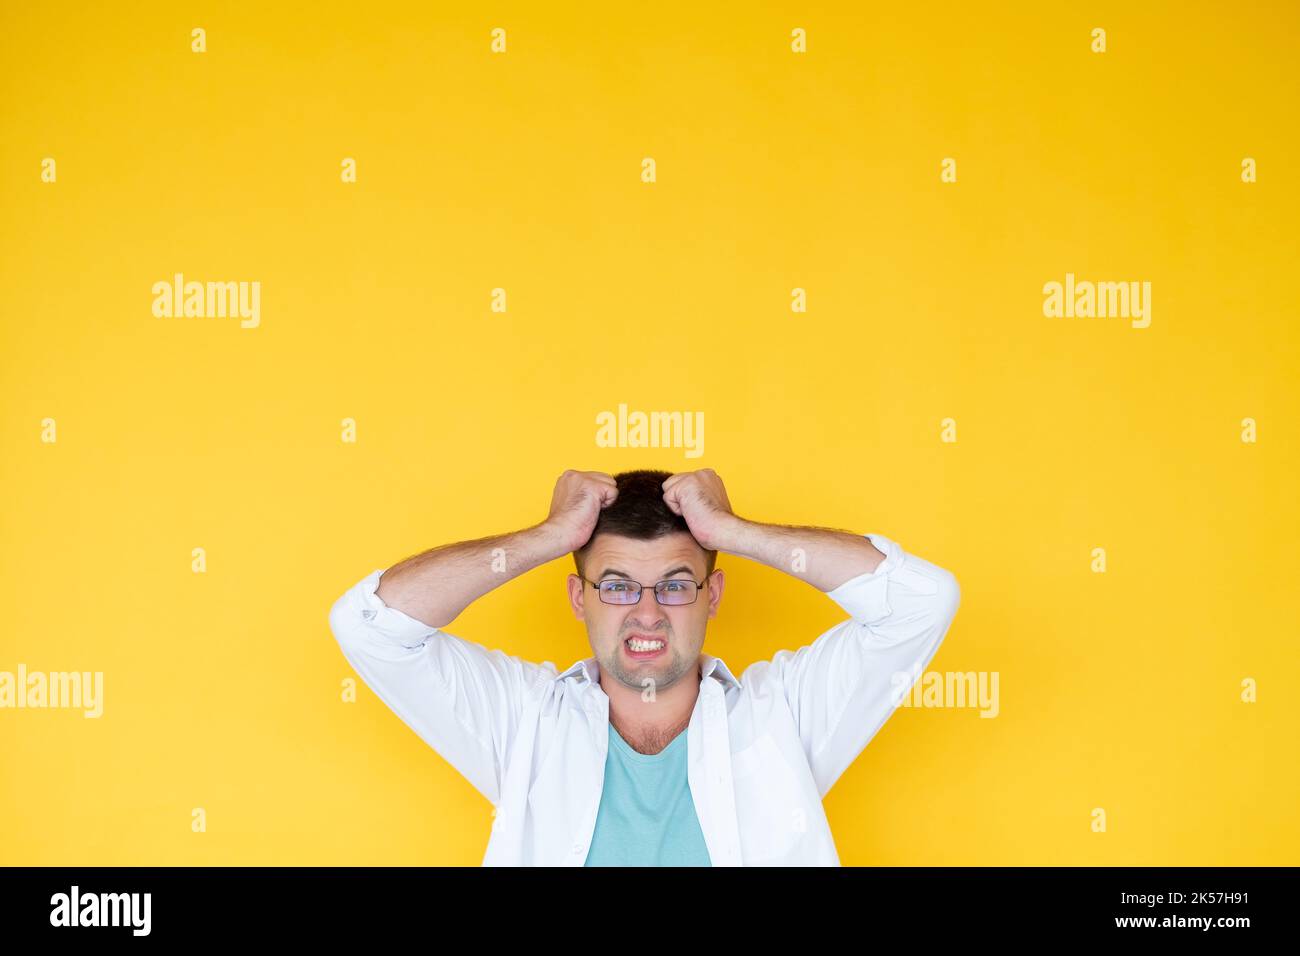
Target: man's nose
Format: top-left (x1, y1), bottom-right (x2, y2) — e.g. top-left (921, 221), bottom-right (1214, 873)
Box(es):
top-left (629, 590), bottom-right (671, 626)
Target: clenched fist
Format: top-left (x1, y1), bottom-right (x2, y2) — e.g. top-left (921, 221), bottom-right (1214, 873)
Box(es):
top-left (544, 470), bottom-right (618, 552)
top-left (661, 469), bottom-right (739, 552)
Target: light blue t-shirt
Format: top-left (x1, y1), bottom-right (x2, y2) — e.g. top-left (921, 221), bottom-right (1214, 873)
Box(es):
top-left (583, 722), bottom-right (712, 866)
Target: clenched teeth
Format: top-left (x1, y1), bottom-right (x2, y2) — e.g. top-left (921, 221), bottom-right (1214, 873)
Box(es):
top-left (627, 638), bottom-right (665, 651)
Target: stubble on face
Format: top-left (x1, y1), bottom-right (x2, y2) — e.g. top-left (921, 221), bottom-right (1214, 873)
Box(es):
top-left (602, 638), bottom-right (695, 695)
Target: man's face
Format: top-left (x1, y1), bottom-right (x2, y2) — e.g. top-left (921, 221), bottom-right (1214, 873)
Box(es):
top-left (567, 532), bottom-right (724, 694)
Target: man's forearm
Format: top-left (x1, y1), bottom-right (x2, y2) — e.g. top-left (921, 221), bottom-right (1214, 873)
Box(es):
top-left (375, 522), bottom-right (568, 629)
top-left (713, 516), bottom-right (887, 592)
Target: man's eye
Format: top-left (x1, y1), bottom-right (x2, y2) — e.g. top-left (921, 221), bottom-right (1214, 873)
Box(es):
top-left (605, 582), bottom-right (633, 591)
top-left (663, 582), bottom-right (687, 591)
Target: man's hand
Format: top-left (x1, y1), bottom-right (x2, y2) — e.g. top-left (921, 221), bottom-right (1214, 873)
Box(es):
top-left (544, 469), bottom-right (618, 552)
top-left (661, 469), bottom-right (741, 552)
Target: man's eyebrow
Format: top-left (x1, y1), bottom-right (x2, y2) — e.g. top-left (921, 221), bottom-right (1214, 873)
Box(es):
top-left (597, 565), bottom-right (697, 580)
top-left (658, 565), bottom-right (697, 578)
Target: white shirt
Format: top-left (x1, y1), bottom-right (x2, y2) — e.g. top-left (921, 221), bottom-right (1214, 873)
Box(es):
top-left (328, 532), bottom-right (960, 866)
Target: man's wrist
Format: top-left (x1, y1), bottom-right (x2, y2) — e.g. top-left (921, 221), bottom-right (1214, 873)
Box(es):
top-left (708, 513), bottom-right (754, 556)
top-left (526, 520), bottom-right (573, 562)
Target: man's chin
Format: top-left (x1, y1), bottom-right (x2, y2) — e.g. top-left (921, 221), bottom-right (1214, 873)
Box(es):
top-left (610, 653), bottom-right (692, 691)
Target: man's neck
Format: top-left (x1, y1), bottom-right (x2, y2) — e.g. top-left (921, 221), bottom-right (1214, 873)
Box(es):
top-left (602, 659), bottom-right (702, 755)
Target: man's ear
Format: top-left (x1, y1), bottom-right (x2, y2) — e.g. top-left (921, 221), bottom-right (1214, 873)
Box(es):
top-left (566, 572), bottom-right (587, 620)
top-left (705, 568), bottom-right (724, 619)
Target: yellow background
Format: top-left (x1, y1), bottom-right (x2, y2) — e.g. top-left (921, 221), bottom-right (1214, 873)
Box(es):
top-left (2, 0), bottom-right (1297, 865)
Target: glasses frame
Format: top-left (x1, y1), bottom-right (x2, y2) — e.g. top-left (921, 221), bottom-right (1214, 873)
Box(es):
top-left (579, 574), bottom-right (712, 606)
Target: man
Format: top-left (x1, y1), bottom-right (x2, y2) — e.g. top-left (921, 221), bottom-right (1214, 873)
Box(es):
top-left (328, 468), bottom-right (960, 865)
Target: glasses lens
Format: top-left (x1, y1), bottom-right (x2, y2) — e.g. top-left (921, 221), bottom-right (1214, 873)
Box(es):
top-left (655, 581), bottom-right (696, 605)
top-left (599, 581), bottom-right (640, 604)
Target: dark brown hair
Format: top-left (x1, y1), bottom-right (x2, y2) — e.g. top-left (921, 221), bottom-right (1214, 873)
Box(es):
top-left (572, 469), bottom-right (717, 579)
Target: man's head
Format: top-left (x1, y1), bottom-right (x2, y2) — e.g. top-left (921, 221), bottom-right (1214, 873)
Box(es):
top-left (566, 469), bottom-right (724, 693)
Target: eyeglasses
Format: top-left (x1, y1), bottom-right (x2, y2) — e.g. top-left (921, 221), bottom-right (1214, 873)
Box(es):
top-left (580, 575), bottom-right (710, 606)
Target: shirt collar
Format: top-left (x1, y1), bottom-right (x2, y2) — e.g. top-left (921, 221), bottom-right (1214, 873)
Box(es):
top-left (555, 652), bottom-right (742, 692)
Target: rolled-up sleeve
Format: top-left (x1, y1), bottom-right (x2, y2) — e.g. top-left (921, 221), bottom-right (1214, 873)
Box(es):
top-left (769, 533), bottom-right (961, 798)
top-left (328, 569), bottom-right (553, 806)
